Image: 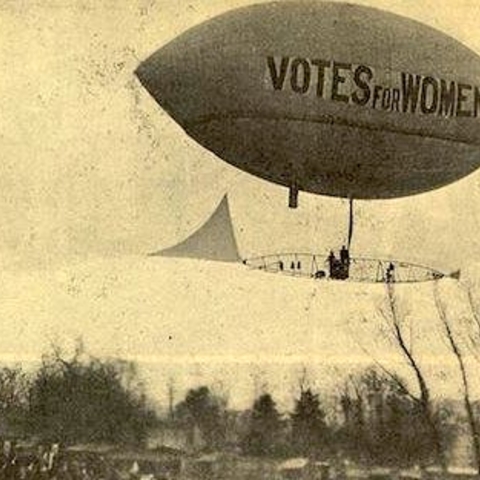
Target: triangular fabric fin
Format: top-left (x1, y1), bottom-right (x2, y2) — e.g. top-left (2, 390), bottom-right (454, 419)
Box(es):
top-left (151, 195), bottom-right (240, 262)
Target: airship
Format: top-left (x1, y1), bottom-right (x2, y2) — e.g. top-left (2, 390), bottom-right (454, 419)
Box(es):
top-left (135, 1), bottom-right (477, 283)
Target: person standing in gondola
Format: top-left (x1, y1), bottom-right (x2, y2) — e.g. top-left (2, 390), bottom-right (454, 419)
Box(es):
top-left (340, 245), bottom-right (349, 266)
top-left (386, 262), bottom-right (395, 283)
top-left (328, 251), bottom-right (336, 278)
top-left (339, 245), bottom-right (350, 280)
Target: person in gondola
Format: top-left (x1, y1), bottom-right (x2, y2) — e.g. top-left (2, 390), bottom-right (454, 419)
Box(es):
top-left (339, 245), bottom-right (350, 280)
top-left (328, 251), bottom-right (336, 278)
top-left (340, 245), bottom-right (349, 265)
top-left (314, 270), bottom-right (326, 279)
top-left (386, 262), bottom-right (395, 283)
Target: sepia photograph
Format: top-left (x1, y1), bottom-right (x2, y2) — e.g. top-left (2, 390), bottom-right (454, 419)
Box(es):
top-left (1, 0), bottom-right (480, 479)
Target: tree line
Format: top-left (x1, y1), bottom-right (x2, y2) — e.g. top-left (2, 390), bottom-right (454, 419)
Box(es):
top-left (171, 368), bottom-right (455, 467)
top-left (0, 281), bottom-right (479, 472)
top-left (0, 342), bottom-right (454, 467)
top-left (171, 281), bottom-right (480, 471)
top-left (0, 340), bottom-right (157, 446)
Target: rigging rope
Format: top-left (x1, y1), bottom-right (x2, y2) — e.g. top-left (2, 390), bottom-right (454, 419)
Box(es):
top-left (347, 197), bottom-right (354, 250)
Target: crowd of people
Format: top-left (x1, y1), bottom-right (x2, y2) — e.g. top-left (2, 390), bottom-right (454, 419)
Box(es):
top-left (0, 441), bottom-right (116, 480)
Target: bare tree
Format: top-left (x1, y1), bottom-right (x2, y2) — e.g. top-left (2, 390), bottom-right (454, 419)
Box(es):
top-left (464, 286), bottom-right (480, 364)
top-left (377, 281), bottom-right (446, 469)
top-left (338, 367), bottom-right (436, 465)
top-left (434, 282), bottom-right (480, 474)
top-left (337, 372), bottom-right (368, 461)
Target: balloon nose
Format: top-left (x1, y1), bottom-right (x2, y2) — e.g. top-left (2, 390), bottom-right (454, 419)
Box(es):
top-left (134, 41), bottom-right (206, 129)
top-left (135, 49), bottom-right (176, 118)
top-left (134, 58), bottom-right (153, 95)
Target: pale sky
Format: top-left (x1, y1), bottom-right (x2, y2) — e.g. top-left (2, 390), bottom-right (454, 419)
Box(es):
top-left (1, 0), bottom-right (480, 410)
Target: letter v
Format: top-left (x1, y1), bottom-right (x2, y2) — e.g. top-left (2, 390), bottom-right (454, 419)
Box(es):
top-left (267, 56), bottom-right (290, 90)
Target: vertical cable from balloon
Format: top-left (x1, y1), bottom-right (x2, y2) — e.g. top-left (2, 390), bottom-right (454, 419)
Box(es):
top-left (347, 197), bottom-right (355, 250)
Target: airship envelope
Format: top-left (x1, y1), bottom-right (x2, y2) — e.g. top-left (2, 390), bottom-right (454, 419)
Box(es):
top-left (136, 1), bottom-right (480, 200)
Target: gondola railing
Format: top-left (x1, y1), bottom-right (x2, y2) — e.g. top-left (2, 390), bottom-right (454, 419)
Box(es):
top-left (243, 253), bottom-right (454, 284)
